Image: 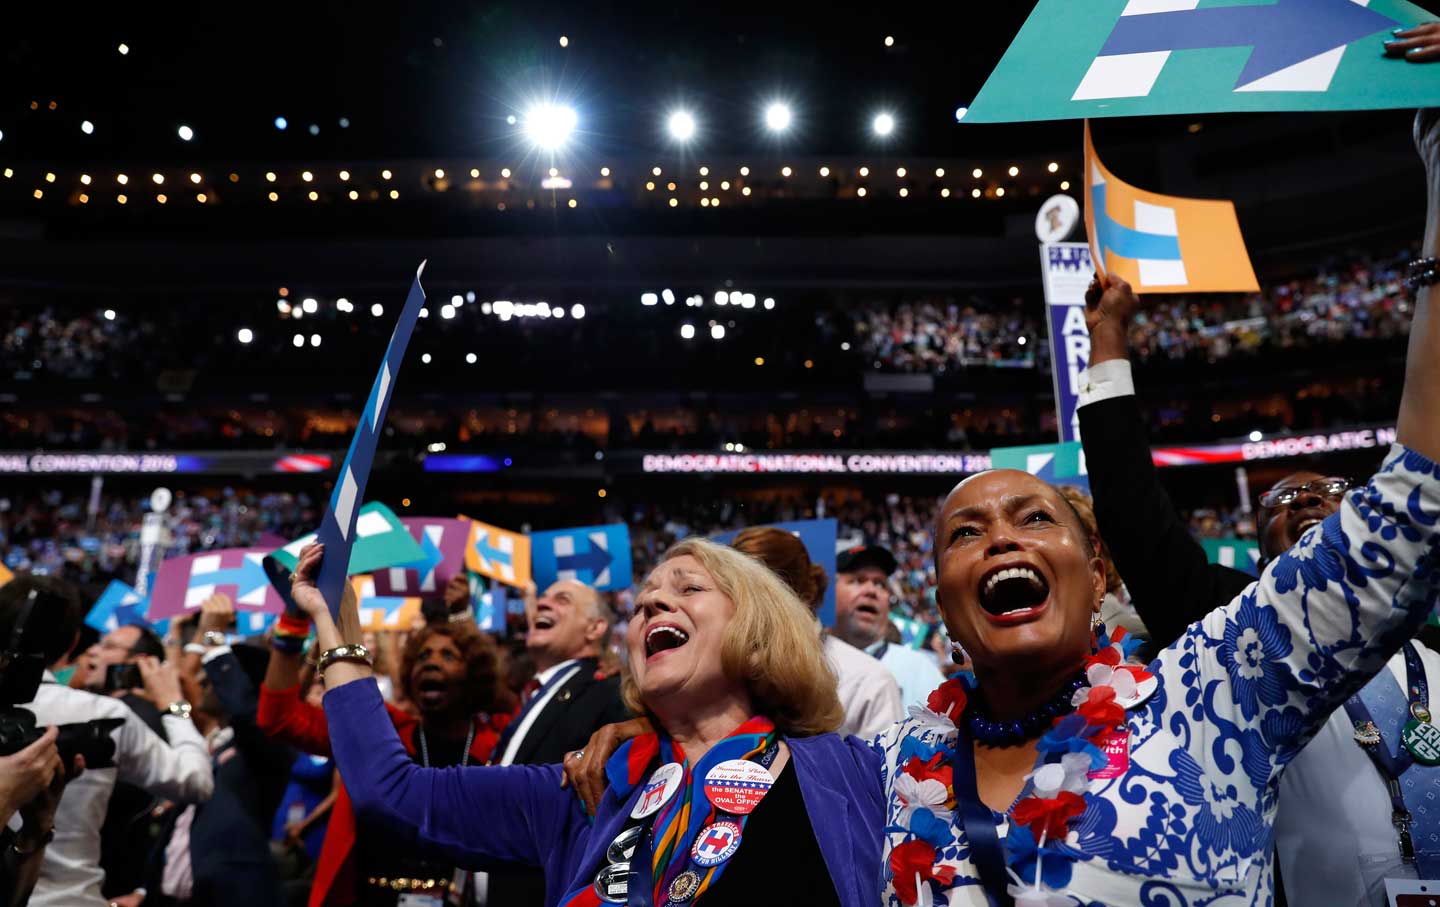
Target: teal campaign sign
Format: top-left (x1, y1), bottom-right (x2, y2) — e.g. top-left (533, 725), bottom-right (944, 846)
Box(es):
top-left (1202, 537), bottom-right (1262, 577)
top-left (989, 440), bottom-right (1090, 493)
top-left (965, 0), bottom-right (1440, 123)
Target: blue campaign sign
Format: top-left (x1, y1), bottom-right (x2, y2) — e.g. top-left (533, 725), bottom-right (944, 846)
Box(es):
top-left (530, 523), bottom-right (633, 592)
top-left (86, 580), bottom-right (151, 633)
top-left (313, 263), bottom-right (428, 618)
top-left (713, 519), bottom-right (839, 627)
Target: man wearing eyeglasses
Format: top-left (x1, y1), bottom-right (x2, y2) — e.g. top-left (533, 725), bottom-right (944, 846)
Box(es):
top-left (1080, 264), bottom-right (1440, 907)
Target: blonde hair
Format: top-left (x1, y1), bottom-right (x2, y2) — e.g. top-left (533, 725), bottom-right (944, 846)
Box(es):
top-left (621, 537), bottom-right (844, 737)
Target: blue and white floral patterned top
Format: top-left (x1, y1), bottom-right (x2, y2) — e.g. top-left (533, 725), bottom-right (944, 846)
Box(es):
top-left (874, 444), bottom-right (1440, 907)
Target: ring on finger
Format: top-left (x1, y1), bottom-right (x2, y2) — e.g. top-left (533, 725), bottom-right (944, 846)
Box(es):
top-left (569, 750), bottom-right (584, 761)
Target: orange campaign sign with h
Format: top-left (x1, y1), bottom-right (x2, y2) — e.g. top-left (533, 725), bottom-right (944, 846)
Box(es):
top-left (463, 519), bottom-right (533, 588)
top-left (1084, 121), bottom-right (1258, 294)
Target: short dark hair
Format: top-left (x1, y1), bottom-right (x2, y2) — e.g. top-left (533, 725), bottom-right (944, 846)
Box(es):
top-left (127, 624), bottom-right (166, 660)
top-left (0, 575), bottom-right (84, 665)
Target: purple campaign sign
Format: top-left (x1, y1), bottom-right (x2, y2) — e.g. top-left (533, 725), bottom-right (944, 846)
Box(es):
top-left (371, 517), bottom-right (470, 598)
top-left (314, 264), bottom-right (428, 618)
top-left (150, 548), bottom-right (286, 620)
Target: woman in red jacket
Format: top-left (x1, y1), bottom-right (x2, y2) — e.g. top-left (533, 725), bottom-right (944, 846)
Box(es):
top-left (258, 616), bottom-right (513, 907)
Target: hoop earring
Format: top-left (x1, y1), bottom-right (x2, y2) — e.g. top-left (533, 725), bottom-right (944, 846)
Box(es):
top-left (949, 639), bottom-right (969, 665)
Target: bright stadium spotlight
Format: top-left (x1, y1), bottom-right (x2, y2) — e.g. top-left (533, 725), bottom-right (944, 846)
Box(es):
top-left (661, 289), bottom-right (675, 305)
top-left (292, 334), bottom-right (304, 348)
top-left (274, 116), bottom-right (288, 131)
top-left (667, 110), bottom-right (697, 142)
top-left (177, 125), bottom-right (194, 141)
top-left (237, 328), bottom-right (253, 344)
top-left (680, 323), bottom-right (696, 340)
top-left (764, 102), bottom-right (792, 133)
top-left (641, 293), bottom-right (658, 306)
top-left (81, 120), bottom-right (94, 135)
top-left (711, 324), bottom-right (726, 339)
top-left (441, 304), bottom-right (456, 319)
top-left (310, 334), bottom-right (321, 348)
top-left (954, 106), bottom-right (969, 122)
top-left (302, 297), bottom-right (318, 314)
top-left (570, 303), bottom-right (586, 319)
top-left (522, 103), bottom-right (578, 150)
top-left (370, 303), bottom-right (384, 317)
top-left (872, 112), bottom-right (895, 137)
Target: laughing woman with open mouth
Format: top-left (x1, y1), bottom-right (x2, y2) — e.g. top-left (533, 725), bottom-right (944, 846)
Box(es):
top-left (294, 537), bottom-right (884, 907)
top-left (873, 114), bottom-right (1440, 907)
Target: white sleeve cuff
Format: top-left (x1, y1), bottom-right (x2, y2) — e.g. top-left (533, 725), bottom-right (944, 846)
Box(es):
top-left (200, 645), bottom-right (233, 665)
top-left (1077, 358), bottom-right (1135, 408)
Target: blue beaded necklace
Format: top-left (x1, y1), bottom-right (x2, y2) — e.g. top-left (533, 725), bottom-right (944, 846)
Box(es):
top-left (964, 674), bottom-right (1087, 748)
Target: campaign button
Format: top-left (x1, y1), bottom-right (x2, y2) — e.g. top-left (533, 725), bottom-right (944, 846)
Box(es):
top-left (593, 862), bottom-right (631, 903)
top-left (690, 819), bottom-right (742, 868)
top-left (632, 762), bottom-right (684, 819)
top-left (703, 759), bottom-right (773, 815)
top-left (607, 825), bottom-right (642, 864)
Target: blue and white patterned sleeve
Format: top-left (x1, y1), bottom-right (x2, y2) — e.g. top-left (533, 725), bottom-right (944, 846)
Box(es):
top-left (1180, 443), bottom-right (1440, 784)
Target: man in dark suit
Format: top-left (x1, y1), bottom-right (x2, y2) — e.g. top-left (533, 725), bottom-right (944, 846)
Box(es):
top-left (468, 577), bottom-right (629, 906)
top-left (147, 626), bottom-right (294, 907)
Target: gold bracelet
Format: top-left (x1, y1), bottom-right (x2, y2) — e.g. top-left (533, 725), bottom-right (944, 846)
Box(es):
top-left (316, 643), bottom-right (373, 677)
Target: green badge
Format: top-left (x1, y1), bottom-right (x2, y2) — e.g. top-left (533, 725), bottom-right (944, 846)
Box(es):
top-left (1402, 719), bottom-right (1440, 766)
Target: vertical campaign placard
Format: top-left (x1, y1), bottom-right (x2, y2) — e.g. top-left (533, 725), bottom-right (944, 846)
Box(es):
top-left (990, 440), bottom-right (1090, 494)
top-left (313, 265), bottom-right (428, 618)
top-left (1040, 242), bottom-right (1094, 443)
top-left (530, 523), bottom-right (632, 592)
top-left (372, 517), bottom-right (470, 598)
top-left (465, 520), bottom-right (533, 588)
top-left (713, 519), bottom-right (839, 626)
top-left (150, 548), bottom-right (286, 620)
top-left (1202, 538), bottom-right (1261, 578)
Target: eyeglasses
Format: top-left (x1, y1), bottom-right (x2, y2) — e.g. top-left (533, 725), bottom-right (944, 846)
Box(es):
top-left (1258, 477), bottom-right (1350, 511)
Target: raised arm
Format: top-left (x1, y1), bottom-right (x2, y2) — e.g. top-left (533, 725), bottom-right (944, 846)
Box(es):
top-left (1399, 108), bottom-right (1440, 463)
top-left (1180, 111), bottom-right (1440, 772)
top-left (324, 678), bottom-right (584, 871)
top-left (1079, 276), bottom-right (1253, 648)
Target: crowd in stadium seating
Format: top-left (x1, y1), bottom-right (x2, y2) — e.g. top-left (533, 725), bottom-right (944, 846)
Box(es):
top-left (854, 244), bottom-right (1415, 371)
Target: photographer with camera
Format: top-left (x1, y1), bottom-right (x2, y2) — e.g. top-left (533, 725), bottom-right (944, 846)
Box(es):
top-left (0, 576), bottom-right (213, 907)
top-left (0, 727), bottom-right (81, 907)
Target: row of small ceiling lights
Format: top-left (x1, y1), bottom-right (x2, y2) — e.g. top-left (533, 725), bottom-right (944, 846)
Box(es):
top-left (4, 162), bottom-right (1068, 206)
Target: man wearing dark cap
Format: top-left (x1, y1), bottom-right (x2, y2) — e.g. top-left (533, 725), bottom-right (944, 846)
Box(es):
top-left (833, 545), bottom-right (944, 710)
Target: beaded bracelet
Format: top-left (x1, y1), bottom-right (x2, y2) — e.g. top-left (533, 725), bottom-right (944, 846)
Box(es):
top-left (1406, 257), bottom-right (1439, 293)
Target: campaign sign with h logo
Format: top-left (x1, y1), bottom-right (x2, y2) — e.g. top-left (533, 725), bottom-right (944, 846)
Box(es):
top-left (1085, 122), bottom-right (1258, 294)
top-left (312, 264), bottom-right (428, 618)
top-left (990, 441), bottom-right (1090, 495)
top-left (1040, 242), bottom-right (1096, 442)
top-left (349, 575), bottom-right (422, 631)
top-left (530, 523), bottom-right (632, 592)
top-left (964, 0), bottom-right (1439, 123)
top-left (150, 548), bottom-right (285, 620)
top-left (465, 520), bottom-right (532, 588)
top-left (713, 519), bottom-right (838, 626)
top-left (1202, 538), bottom-right (1262, 577)
top-left (86, 580), bottom-right (151, 633)
top-left (372, 517), bottom-right (470, 598)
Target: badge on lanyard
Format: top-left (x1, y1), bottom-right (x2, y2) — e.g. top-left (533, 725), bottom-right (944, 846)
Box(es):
top-left (666, 869), bottom-right (702, 903)
top-left (592, 862), bottom-right (631, 903)
top-left (1353, 720), bottom-right (1382, 746)
top-left (702, 759), bottom-right (773, 815)
top-left (396, 895), bottom-right (444, 907)
top-left (1401, 719), bottom-right (1440, 766)
top-left (607, 826), bottom-right (643, 864)
top-left (1412, 701), bottom-right (1433, 724)
top-left (690, 819), bottom-right (743, 867)
top-left (632, 762), bottom-right (684, 819)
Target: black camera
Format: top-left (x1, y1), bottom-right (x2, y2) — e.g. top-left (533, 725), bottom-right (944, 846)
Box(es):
top-left (0, 588), bottom-right (124, 769)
